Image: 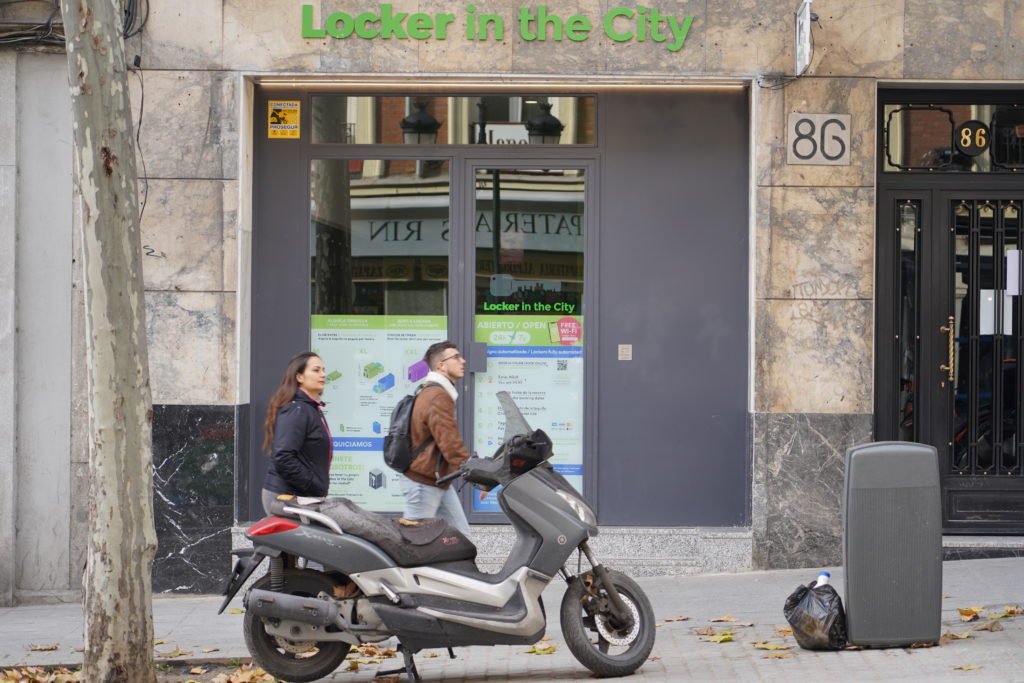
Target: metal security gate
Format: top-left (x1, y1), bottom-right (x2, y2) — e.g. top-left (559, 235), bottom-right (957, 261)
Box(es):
top-left (878, 191), bottom-right (1024, 531)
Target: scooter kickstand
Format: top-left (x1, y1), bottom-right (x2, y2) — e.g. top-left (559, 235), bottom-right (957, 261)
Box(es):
top-left (376, 643), bottom-right (420, 682)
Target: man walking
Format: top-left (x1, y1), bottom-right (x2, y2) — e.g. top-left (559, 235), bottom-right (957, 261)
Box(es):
top-left (400, 340), bottom-right (472, 536)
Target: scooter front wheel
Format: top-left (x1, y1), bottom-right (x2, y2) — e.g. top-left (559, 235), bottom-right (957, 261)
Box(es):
top-left (243, 568), bottom-right (352, 682)
top-left (560, 569), bottom-right (655, 678)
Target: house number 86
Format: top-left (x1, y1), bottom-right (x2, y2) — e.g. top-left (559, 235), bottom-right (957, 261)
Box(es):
top-left (792, 117), bottom-right (847, 161)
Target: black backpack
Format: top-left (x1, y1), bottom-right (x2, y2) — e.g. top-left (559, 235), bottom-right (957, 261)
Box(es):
top-left (382, 382), bottom-right (438, 473)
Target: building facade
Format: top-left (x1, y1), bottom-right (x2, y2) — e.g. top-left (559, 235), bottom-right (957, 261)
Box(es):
top-left (2, 0), bottom-right (1023, 604)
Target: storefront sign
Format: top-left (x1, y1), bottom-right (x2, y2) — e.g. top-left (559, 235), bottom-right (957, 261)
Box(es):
top-left (302, 5), bottom-right (695, 52)
top-left (786, 113), bottom-right (851, 166)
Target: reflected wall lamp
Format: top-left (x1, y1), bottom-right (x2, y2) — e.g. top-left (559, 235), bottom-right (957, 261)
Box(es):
top-left (400, 101), bottom-right (441, 144)
top-left (525, 103), bottom-right (564, 144)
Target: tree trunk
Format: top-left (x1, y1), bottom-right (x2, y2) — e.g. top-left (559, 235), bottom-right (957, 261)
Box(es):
top-left (59, 1), bottom-right (157, 681)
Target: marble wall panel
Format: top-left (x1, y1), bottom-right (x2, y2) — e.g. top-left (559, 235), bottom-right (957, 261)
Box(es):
top-left (147, 292), bottom-right (236, 405)
top-left (140, 0), bottom-right (223, 70)
top-left (808, 0), bottom-right (903, 78)
top-left (130, 71), bottom-right (238, 181)
top-left (905, 0), bottom-right (1009, 80)
top-left (595, 0), bottom-right (704, 75)
top-left (753, 85), bottom-right (785, 188)
top-left (223, 0), bottom-right (323, 71)
top-left (140, 179), bottom-right (230, 292)
top-left (755, 299), bottom-right (873, 414)
top-left (769, 77), bottom-right (875, 188)
top-left (751, 412), bottom-right (873, 569)
top-left (704, 0), bottom-right (791, 75)
top-left (223, 180), bottom-right (239, 293)
top-left (152, 404), bottom-right (234, 594)
top-left (758, 186), bottom-right (874, 300)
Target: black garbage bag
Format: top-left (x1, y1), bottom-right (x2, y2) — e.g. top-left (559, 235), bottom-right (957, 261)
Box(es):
top-left (783, 580), bottom-right (848, 650)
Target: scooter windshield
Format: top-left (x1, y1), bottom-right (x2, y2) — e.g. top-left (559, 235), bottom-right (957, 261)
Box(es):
top-left (497, 391), bottom-right (532, 441)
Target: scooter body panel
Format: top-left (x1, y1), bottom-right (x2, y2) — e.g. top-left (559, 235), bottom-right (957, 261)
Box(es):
top-left (246, 523), bottom-right (397, 574)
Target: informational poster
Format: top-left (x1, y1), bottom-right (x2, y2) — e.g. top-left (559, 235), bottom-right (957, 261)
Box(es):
top-left (472, 314), bottom-right (584, 512)
top-left (311, 315), bottom-right (447, 511)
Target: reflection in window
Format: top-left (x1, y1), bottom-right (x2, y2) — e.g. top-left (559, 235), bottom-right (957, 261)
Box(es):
top-left (474, 169), bottom-right (584, 318)
top-left (310, 159), bottom-right (450, 316)
top-left (311, 95), bottom-right (595, 146)
top-left (883, 102), bottom-right (1024, 172)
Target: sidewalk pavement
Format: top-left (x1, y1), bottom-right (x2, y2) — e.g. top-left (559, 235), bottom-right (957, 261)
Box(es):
top-left (1, 557), bottom-right (1022, 682)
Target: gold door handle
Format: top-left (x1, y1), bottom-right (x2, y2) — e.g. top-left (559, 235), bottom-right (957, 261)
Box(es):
top-left (939, 315), bottom-right (954, 382)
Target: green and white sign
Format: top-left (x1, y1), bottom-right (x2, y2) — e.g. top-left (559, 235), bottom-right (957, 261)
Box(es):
top-left (302, 4), bottom-right (695, 52)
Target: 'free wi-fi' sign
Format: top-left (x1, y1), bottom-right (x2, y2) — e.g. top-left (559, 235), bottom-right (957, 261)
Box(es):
top-left (787, 113), bottom-right (851, 166)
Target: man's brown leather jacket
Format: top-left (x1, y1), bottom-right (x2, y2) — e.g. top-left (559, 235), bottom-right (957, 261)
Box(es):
top-left (406, 384), bottom-right (470, 488)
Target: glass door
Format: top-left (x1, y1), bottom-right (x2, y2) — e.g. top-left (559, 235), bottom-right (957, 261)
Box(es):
top-left (879, 191), bottom-right (1024, 531)
top-left (466, 166), bottom-right (588, 515)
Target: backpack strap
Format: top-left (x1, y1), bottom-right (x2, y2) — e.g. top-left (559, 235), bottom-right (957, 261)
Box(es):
top-left (410, 382), bottom-right (441, 455)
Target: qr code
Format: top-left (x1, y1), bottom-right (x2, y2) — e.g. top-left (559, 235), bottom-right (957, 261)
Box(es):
top-left (556, 360), bottom-right (568, 371)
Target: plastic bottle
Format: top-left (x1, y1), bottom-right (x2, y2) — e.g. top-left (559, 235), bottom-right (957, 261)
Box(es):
top-left (815, 571), bottom-right (830, 587)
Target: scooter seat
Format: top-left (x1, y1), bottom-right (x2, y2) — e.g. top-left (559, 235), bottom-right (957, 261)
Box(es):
top-left (316, 498), bottom-right (477, 567)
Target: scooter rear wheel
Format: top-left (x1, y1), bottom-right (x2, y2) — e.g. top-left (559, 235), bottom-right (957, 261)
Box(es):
top-left (560, 569), bottom-right (655, 678)
top-left (243, 568), bottom-right (352, 682)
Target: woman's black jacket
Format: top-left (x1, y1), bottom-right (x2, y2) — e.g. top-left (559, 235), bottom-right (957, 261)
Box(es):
top-left (263, 391), bottom-right (331, 497)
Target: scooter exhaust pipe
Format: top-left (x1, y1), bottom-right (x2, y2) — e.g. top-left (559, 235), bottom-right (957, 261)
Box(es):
top-left (245, 588), bottom-right (341, 627)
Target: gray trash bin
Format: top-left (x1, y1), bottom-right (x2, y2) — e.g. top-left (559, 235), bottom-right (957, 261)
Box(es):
top-left (843, 441), bottom-right (942, 647)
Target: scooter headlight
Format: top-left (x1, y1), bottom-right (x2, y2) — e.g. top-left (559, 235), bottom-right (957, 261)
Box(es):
top-left (557, 490), bottom-right (597, 526)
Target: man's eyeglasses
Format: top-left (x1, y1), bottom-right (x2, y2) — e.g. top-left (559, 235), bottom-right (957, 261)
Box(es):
top-left (439, 352), bottom-right (462, 363)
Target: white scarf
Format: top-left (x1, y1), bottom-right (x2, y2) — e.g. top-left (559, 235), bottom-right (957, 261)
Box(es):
top-left (424, 370), bottom-right (458, 401)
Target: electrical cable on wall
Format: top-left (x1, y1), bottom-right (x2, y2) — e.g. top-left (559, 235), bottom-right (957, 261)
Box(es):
top-left (757, 6), bottom-right (821, 91)
top-left (0, 0), bottom-right (148, 46)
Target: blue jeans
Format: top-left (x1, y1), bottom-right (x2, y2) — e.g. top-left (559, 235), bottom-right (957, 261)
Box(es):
top-left (399, 477), bottom-right (471, 538)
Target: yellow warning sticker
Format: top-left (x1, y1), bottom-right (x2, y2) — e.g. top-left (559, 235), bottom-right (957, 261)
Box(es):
top-left (268, 100), bottom-right (300, 139)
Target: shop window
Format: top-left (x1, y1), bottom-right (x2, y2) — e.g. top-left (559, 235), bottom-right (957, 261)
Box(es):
top-left (311, 95), bottom-right (596, 145)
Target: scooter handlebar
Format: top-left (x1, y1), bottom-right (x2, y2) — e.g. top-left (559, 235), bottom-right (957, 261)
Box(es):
top-left (436, 469), bottom-right (463, 485)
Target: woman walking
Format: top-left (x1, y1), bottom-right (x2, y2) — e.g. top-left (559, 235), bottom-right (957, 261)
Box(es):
top-left (261, 351), bottom-right (332, 515)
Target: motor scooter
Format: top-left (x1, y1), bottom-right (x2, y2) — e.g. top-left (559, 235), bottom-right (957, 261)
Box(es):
top-left (219, 391), bottom-right (655, 682)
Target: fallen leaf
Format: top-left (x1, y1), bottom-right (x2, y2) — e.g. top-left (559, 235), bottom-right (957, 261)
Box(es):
top-left (422, 652), bottom-right (440, 658)
top-left (1005, 605), bottom-right (1023, 615)
top-left (201, 647), bottom-right (219, 653)
top-left (739, 622), bottom-right (755, 627)
top-left (346, 661), bottom-right (360, 672)
top-left (655, 622), bottom-right (664, 627)
top-left (762, 652), bottom-right (794, 659)
top-left (972, 620), bottom-right (1004, 633)
top-left (541, 636), bottom-right (553, 641)
top-left (958, 608), bottom-right (982, 622)
top-left (943, 594), bottom-right (952, 599)
top-left (648, 655), bottom-right (662, 661)
top-left (910, 641), bottom-right (938, 648)
top-left (190, 667), bottom-right (208, 675)
top-left (26, 643), bottom-right (59, 651)
top-left (702, 633), bottom-right (734, 643)
top-left (663, 616), bottom-right (690, 622)
top-left (295, 649), bottom-right (321, 659)
top-left (372, 676), bottom-right (402, 683)
top-left (943, 629), bottom-right (974, 640)
top-left (753, 641), bottom-right (793, 650)
top-left (845, 645), bottom-right (865, 651)
top-left (155, 647), bottom-right (193, 658)
top-left (710, 614), bottom-right (739, 623)
top-left (694, 626), bottom-right (716, 636)
top-left (984, 612), bottom-right (1013, 619)
top-left (773, 625), bottom-right (794, 637)
top-left (229, 608), bottom-right (245, 615)
top-left (953, 665), bottom-right (982, 671)
top-left (524, 643), bottom-right (558, 655)
top-left (153, 639), bottom-right (167, 645)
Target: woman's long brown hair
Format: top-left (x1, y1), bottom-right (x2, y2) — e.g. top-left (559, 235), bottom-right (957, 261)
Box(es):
top-left (263, 351), bottom-right (320, 453)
